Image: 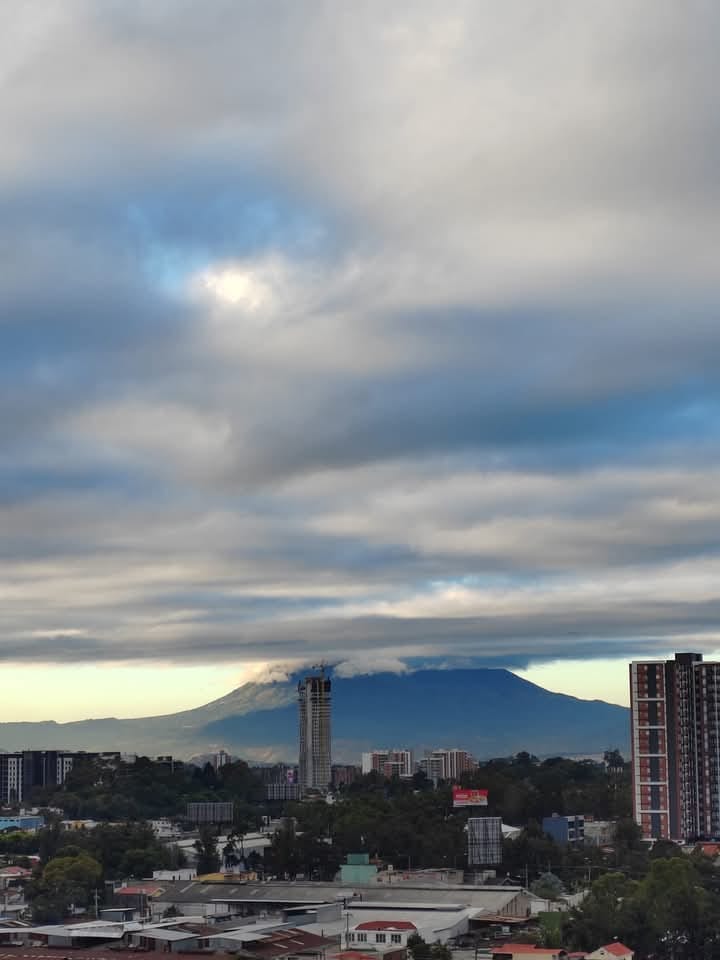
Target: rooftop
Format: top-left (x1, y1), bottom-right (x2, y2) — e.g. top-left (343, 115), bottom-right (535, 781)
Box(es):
top-left (355, 921), bottom-right (417, 931)
top-left (149, 880), bottom-right (527, 913)
top-left (494, 947), bottom-right (567, 956)
top-left (0, 952), bottom-right (212, 960)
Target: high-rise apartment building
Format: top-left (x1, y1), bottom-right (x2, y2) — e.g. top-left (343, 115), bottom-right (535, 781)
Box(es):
top-left (298, 669), bottom-right (331, 794)
top-left (630, 652), bottom-right (720, 840)
top-left (419, 748), bottom-right (477, 782)
top-left (0, 751), bottom-right (120, 805)
top-left (361, 749), bottom-right (414, 778)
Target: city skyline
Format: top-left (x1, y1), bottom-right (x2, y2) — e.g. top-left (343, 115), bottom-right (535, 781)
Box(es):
top-left (2, 3), bottom-right (720, 719)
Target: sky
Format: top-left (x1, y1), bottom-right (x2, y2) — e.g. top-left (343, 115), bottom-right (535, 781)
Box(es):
top-left (2, 1), bottom-right (720, 722)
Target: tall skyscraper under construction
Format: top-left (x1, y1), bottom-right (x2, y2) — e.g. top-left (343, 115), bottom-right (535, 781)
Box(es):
top-left (298, 668), bottom-right (332, 794)
top-left (630, 651), bottom-right (720, 841)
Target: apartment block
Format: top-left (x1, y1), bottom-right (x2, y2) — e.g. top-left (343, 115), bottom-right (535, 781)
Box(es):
top-left (630, 652), bottom-right (720, 840)
top-left (361, 749), bottom-right (414, 778)
top-left (419, 748), bottom-right (477, 782)
top-left (0, 751), bottom-right (120, 805)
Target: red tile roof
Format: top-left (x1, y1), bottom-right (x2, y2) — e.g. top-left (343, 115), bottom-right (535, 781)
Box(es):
top-left (697, 843), bottom-right (720, 857)
top-left (494, 947), bottom-right (566, 956)
top-left (356, 921), bottom-right (417, 932)
top-left (334, 953), bottom-right (388, 960)
top-left (600, 944), bottom-right (633, 957)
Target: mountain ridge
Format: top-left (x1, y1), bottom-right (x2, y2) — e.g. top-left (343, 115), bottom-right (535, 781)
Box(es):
top-left (0, 668), bottom-right (629, 761)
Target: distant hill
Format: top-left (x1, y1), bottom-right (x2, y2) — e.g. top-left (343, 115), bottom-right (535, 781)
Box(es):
top-left (0, 668), bottom-right (629, 762)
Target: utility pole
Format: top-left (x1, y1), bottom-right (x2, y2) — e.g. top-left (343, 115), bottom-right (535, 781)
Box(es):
top-left (94, 888), bottom-right (99, 919)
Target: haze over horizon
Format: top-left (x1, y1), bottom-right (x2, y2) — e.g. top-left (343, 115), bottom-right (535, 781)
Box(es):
top-left (2, 2), bottom-right (720, 724)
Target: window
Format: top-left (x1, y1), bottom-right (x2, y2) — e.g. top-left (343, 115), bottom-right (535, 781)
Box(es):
top-left (376, 934), bottom-right (387, 943)
top-left (348, 934), bottom-right (355, 942)
top-left (357, 934), bottom-right (367, 943)
top-left (391, 935), bottom-right (402, 944)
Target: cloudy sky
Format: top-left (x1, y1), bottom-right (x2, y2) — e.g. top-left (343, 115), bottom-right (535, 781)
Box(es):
top-left (2, 1), bottom-right (720, 721)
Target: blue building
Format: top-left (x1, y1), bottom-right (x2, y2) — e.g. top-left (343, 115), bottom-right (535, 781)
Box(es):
top-left (0, 815), bottom-right (45, 832)
top-left (542, 813), bottom-right (585, 845)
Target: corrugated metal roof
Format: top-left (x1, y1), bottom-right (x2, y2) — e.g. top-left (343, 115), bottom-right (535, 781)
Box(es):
top-left (153, 881), bottom-right (526, 912)
top-left (137, 928), bottom-right (199, 942)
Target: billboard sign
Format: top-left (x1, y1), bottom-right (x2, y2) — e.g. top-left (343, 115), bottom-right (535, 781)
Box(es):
top-left (467, 816), bottom-right (503, 865)
top-left (452, 787), bottom-right (488, 808)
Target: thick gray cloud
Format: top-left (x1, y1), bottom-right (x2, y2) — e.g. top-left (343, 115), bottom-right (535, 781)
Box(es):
top-left (1, 1), bottom-right (720, 671)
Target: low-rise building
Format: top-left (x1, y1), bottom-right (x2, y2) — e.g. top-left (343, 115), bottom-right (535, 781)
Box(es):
top-left (150, 818), bottom-right (179, 839)
top-left (348, 920), bottom-right (417, 949)
top-left (582, 820), bottom-right (614, 847)
top-left (340, 854), bottom-right (379, 885)
top-left (153, 869), bottom-right (197, 882)
top-left (333, 950), bottom-right (406, 960)
top-left (0, 814), bottom-right (44, 832)
top-left (493, 946), bottom-right (568, 960)
top-left (147, 879), bottom-right (531, 924)
top-left (0, 865), bottom-right (32, 889)
top-left (542, 814), bottom-right (585, 846)
top-left (587, 944), bottom-right (633, 960)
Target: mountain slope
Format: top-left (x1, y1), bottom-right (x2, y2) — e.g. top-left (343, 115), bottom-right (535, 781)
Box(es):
top-left (0, 668), bottom-right (629, 761)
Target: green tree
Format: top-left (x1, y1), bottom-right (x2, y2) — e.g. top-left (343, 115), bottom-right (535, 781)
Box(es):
top-left (430, 944), bottom-right (452, 960)
top-left (649, 838), bottom-right (684, 860)
top-left (531, 871), bottom-right (565, 901)
top-left (194, 825), bottom-right (220, 874)
top-left (30, 852), bottom-right (102, 921)
top-left (567, 871), bottom-right (639, 949)
top-left (538, 912), bottom-right (565, 948)
top-left (614, 818), bottom-right (644, 853)
top-left (269, 822), bottom-right (299, 878)
top-left (634, 857), bottom-right (720, 960)
top-left (119, 847), bottom-right (163, 878)
top-left (222, 832), bottom-right (241, 870)
top-left (407, 933), bottom-right (432, 960)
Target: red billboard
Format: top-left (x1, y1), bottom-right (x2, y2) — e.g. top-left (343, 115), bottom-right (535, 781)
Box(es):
top-left (452, 787), bottom-right (488, 808)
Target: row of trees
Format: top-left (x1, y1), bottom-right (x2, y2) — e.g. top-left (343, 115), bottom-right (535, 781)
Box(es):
top-left (265, 752), bottom-right (629, 881)
top-left (28, 750), bottom-right (629, 828)
top-left (28, 755), bottom-right (265, 822)
top-left (340, 751), bottom-right (630, 824)
top-left (567, 855), bottom-right (720, 958)
top-left (19, 820), bottom-right (182, 921)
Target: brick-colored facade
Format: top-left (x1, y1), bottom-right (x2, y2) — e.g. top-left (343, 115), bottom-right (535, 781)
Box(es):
top-left (630, 652), bottom-right (720, 841)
